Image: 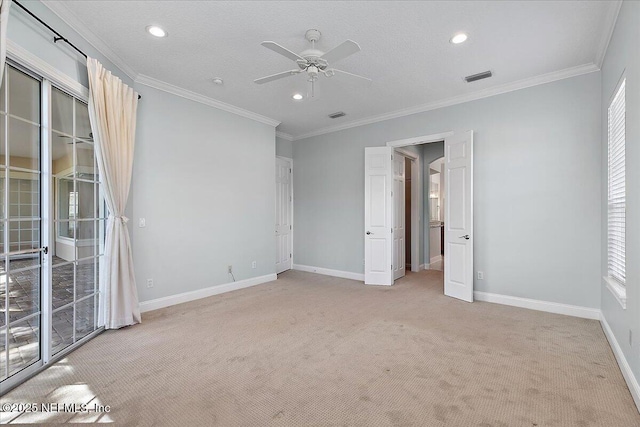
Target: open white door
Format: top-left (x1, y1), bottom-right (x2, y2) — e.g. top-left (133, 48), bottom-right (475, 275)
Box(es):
top-left (364, 147), bottom-right (394, 285)
top-left (275, 157), bottom-right (292, 273)
top-left (444, 131), bottom-right (474, 302)
top-left (393, 153), bottom-right (406, 280)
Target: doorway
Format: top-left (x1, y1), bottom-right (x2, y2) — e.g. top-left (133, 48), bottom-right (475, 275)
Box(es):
top-left (275, 157), bottom-right (292, 274)
top-left (428, 157), bottom-right (444, 271)
top-left (364, 131), bottom-right (474, 302)
top-left (1, 62), bottom-right (105, 393)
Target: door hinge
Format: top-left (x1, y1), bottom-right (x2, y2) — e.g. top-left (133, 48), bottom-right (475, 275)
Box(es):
top-left (391, 191), bottom-right (393, 197)
top-left (290, 225), bottom-right (292, 230)
top-left (290, 253), bottom-right (292, 258)
top-left (290, 196), bottom-right (292, 201)
top-left (289, 168), bottom-right (292, 173)
top-left (391, 228), bottom-right (393, 233)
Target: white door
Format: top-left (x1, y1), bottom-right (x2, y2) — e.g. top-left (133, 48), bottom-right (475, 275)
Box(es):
top-left (364, 147), bottom-right (394, 285)
top-left (393, 153), bottom-right (406, 280)
top-left (275, 157), bottom-right (292, 273)
top-left (444, 131), bottom-right (474, 302)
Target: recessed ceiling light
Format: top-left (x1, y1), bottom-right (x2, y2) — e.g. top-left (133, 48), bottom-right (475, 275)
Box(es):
top-left (450, 33), bottom-right (468, 44)
top-left (146, 25), bottom-right (168, 38)
top-left (292, 93), bottom-right (304, 100)
top-left (212, 78), bottom-right (224, 85)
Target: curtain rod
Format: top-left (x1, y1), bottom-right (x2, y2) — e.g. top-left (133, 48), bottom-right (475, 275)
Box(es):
top-left (12, 0), bottom-right (141, 100)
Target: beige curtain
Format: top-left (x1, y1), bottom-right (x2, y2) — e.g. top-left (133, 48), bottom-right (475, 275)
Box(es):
top-left (86, 57), bottom-right (141, 329)
top-left (0, 0), bottom-right (11, 87)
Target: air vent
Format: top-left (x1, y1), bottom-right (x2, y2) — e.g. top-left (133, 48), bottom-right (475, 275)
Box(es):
top-left (328, 111), bottom-right (346, 119)
top-left (465, 70), bottom-right (492, 83)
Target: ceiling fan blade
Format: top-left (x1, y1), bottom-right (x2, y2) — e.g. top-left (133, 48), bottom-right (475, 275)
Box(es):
top-left (329, 69), bottom-right (372, 86)
top-left (254, 70), bottom-right (302, 84)
top-left (320, 40), bottom-right (361, 64)
top-left (261, 41), bottom-right (305, 62)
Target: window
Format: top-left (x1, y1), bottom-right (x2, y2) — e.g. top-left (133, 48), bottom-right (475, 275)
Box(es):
top-left (607, 78), bottom-right (625, 292)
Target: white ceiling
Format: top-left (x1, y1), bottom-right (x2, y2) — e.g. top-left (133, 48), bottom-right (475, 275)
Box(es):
top-left (44, 1), bottom-right (619, 139)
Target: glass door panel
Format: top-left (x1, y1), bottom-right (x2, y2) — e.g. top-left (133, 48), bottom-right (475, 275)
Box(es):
top-left (51, 87), bottom-right (101, 357)
top-left (0, 65), bottom-right (42, 383)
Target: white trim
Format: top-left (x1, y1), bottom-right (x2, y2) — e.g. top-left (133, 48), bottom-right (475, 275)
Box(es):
top-left (394, 147), bottom-right (418, 160)
top-left (600, 313), bottom-right (640, 412)
top-left (276, 131), bottom-right (294, 141)
top-left (293, 264), bottom-right (364, 282)
top-left (418, 263), bottom-right (426, 271)
top-left (6, 40), bottom-right (89, 100)
top-left (135, 74), bottom-right (280, 127)
top-left (139, 273), bottom-right (277, 313)
top-left (410, 155), bottom-right (420, 272)
top-left (595, 1), bottom-right (623, 68)
top-left (388, 132), bottom-right (453, 148)
top-left (430, 255), bottom-right (442, 265)
top-left (292, 63), bottom-right (599, 141)
top-left (39, 1), bottom-right (138, 81)
top-left (603, 276), bottom-right (627, 309)
top-left (474, 291), bottom-right (601, 320)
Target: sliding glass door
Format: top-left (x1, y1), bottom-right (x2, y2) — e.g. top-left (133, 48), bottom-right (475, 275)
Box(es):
top-left (0, 62), bottom-right (104, 392)
top-left (0, 65), bottom-right (43, 385)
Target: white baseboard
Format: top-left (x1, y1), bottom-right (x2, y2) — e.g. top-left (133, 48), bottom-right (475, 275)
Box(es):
top-left (419, 264), bottom-right (426, 271)
top-left (600, 313), bottom-right (640, 412)
top-left (293, 264), bottom-right (364, 281)
top-left (473, 291), bottom-right (601, 320)
top-left (430, 255), bottom-right (442, 265)
top-left (139, 273), bottom-right (277, 313)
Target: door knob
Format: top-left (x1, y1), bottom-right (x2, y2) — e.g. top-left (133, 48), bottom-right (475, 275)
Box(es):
top-left (459, 234), bottom-right (470, 240)
top-left (366, 231), bottom-right (373, 235)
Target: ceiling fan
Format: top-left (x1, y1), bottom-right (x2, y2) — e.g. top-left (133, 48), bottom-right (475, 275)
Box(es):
top-left (254, 29), bottom-right (372, 97)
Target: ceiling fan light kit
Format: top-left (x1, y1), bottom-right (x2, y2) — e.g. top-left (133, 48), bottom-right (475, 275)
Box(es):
top-left (255, 28), bottom-right (372, 98)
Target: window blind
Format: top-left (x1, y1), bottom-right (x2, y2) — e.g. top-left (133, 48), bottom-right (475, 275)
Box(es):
top-left (608, 79), bottom-right (625, 285)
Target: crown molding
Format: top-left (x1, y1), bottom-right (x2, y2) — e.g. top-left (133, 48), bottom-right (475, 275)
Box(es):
top-left (135, 74), bottom-right (281, 127)
top-left (595, 0), bottom-right (622, 68)
top-left (276, 131), bottom-right (294, 141)
top-left (291, 62), bottom-right (600, 141)
top-left (39, 1), bottom-right (138, 81)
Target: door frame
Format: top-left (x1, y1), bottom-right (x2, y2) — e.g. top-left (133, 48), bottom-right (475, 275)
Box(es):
top-left (387, 131), bottom-right (454, 274)
top-left (276, 156), bottom-right (293, 272)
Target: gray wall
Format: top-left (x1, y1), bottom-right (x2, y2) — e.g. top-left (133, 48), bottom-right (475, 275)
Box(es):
top-left (421, 142), bottom-right (444, 265)
top-left (132, 84), bottom-right (276, 302)
top-left (276, 136), bottom-right (293, 158)
top-left (7, 1), bottom-right (278, 306)
top-left (600, 0), bottom-right (640, 397)
top-left (293, 71), bottom-right (601, 309)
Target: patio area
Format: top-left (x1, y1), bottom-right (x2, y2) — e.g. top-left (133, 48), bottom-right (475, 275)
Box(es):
top-left (1, 256), bottom-right (99, 380)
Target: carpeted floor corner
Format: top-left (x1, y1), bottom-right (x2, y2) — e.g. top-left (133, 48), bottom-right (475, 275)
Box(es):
top-left (1, 269), bottom-right (639, 426)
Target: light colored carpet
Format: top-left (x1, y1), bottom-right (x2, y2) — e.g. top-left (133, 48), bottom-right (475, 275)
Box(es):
top-left (1, 270), bottom-right (639, 426)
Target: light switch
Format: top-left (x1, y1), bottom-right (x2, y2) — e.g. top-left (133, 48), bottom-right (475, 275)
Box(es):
top-left (139, 218), bottom-right (146, 228)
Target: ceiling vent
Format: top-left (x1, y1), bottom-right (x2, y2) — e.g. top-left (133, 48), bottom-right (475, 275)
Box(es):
top-left (465, 70), bottom-right (492, 83)
top-left (328, 111), bottom-right (346, 119)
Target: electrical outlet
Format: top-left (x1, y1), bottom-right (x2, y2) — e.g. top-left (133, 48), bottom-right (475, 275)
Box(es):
top-left (477, 271), bottom-right (484, 280)
top-left (228, 265), bottom-right (233, 274)
top-left (251, 261), bottom-right (257, 269)
top-left (146, 278), bottom-right (153, 288)
top-left (139, 218), bottom-right (146, 228)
